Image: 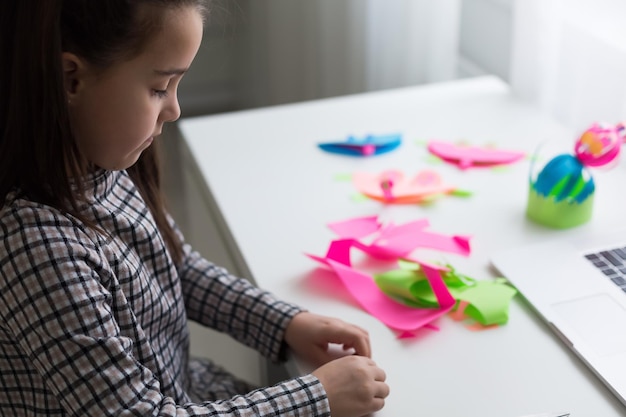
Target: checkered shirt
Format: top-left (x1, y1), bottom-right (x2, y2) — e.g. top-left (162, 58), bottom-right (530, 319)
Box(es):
top-left (0, 169), bottom-right (330, 416)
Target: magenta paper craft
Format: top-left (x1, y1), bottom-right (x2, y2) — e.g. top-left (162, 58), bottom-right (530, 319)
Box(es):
top-left (369, 227), bottom-right (471, 260)
top-left (428, 140), bottom-right (525, 169)
top-left (312, 258), bottom-right (456, 333)
top-left (321, 216), bottom-right (470, 260)
top-left (327, 215), bottom-right (382, 239)
top-left (364, 220), bottom-right (470, 260)
top-left (306, 216), bottom-right (470, 335)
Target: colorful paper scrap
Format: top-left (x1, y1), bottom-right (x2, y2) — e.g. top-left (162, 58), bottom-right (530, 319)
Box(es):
top-left (318, 133), bottom-right (402, 156)
top-left (427, 140), bottom-right (525, 169)
top-left (352, 169), bottom-right (464, 204)
top-left (305, 215), bottom-right (516, 336)
top-left (305, 216), bottom-right (472, 336)
top-left (374, 265), bottom-right (517, 326)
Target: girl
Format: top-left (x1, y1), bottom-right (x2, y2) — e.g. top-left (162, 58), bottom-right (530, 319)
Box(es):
top-left (0, 1), bottom-right (389, 416)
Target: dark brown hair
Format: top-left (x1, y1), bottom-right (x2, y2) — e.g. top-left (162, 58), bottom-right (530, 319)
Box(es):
top-left (0, 0), bottom-right (208, 264)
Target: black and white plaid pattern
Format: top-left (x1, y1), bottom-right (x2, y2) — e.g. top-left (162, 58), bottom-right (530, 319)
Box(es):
top-left (0, 169), bottom-right (329, 416)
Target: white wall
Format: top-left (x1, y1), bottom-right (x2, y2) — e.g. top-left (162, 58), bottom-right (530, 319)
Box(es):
top-left (178, 0), bottom-right (514, 115)
top-left (459, 0), bottom-right (512, 79)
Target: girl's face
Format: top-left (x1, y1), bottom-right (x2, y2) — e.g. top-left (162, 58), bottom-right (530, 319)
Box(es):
top-left (66, 6), bottom-right (204, 171)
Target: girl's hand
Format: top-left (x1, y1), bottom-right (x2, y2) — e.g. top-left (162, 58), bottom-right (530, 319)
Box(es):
top-left (312, 355), bottom-right (389, 417)
top-left (284, 312), bottom-right (371, 367)
top-left (285, 312), bottom-right (389, 417)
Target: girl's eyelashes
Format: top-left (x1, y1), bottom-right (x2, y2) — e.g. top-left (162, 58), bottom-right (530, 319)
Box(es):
top-left (152, 89), bottom-right (169, 99)
top-left (152, 75), bottom-right (182, 99)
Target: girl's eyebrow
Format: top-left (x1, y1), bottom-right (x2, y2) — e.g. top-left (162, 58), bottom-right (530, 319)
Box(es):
top-left (153, 67), bottom-right (188, 76)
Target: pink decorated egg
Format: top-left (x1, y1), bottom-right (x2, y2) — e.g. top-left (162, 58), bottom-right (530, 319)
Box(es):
top-left (574, 122), bottom-right (623, 167)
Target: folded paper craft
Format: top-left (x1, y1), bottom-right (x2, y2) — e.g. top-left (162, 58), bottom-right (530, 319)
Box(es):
top-left (318, 133), bottom-right (402, 156)
top-left (428, 140), bottom-right (525, 169)
top-left (306, 215), bottom-right (516, 336)
top-left (306, 216), bottom-right (472, 336)
top-left (374, 265), bottom-right (517, 326)
top-left (352, 169), bottom-right (459, 204)
top-left (311, 217), bottom-right (471, 263)
top-left (311, 257), bottom-right (456, 333)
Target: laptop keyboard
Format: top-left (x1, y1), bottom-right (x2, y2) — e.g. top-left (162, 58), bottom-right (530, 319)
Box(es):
top-left (584, 248), bottom-right (626, 293)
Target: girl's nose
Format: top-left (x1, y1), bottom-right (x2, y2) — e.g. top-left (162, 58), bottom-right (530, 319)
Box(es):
top-left (162, 93), bottom-right (181, 123)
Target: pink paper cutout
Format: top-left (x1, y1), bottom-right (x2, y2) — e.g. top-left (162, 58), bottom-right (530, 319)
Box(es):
top-left (420, 261), bottom-right (456, 307)
top-left (318, 259), bottom-right (454, 333)
top-left (373, 231), bottom-right (472, 259)
top-left (307, 239), bottom-right (355, 266)
top-left (306, 216), bottom-right (470, 336)
top-left (376, 219), bottom-right (430, 239)
top-left (428, 140), bottom-right (525, 169)
top-left (397, 323), bottom-right (440, 338)
top-left (327, 216), bottom-right (382, 239)
top-left (362, 144), bottom-right (376, 156)
top-left (353, 170), bottom-right (456, 204)
top-left (366, 226), bottom-right (471, 259)
top-left (381, 179), bottom-right (394, 200)
top-left (309, 218), bottom-right (471, 264)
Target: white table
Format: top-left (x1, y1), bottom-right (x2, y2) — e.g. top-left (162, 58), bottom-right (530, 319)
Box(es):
top-left (178, 76), bottom-right (626, 416)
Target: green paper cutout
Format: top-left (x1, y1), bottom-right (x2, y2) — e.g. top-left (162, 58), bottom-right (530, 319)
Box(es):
top-left (419, 193), bottom-right (445, 204)
top-left (334, 173), bottom-right (354, 181)
top-left (374, 269), bottom-right (425, 308)
top-left (397, 259), bottom-right (421, 271)
top-left (456, 281), bottom-right (517, 325)
top-left (410, 278), bottom-right (465, 308)
top-left (425, 155), bottom-right (444, 164)
top-left (374, 264), bottom-right (517, 326)
top-left (489, 165), bottom-right (509, 173)
top-left (350, 193), bottom-right (370, 203)
top-left (450, 189), bottom-right (473, 197)
top-left (442, 265), bottom-right (476, 287)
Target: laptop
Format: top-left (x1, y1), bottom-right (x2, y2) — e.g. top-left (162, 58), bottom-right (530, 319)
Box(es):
top-left (491, 229), bottom-right (626, 406)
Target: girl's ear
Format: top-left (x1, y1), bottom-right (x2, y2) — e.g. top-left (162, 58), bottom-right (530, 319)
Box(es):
top-left (61, 52), bottom-right (86, 100)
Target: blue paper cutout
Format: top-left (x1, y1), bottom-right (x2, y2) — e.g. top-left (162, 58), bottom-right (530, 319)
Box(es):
top-left (318, 133), bottom-right (402, 157)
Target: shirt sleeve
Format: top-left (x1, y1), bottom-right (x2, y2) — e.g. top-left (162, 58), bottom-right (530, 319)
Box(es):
top-left (0, 209), bottom-right (330, 417)
top-left (173, 220), bottom-right (305, 363)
